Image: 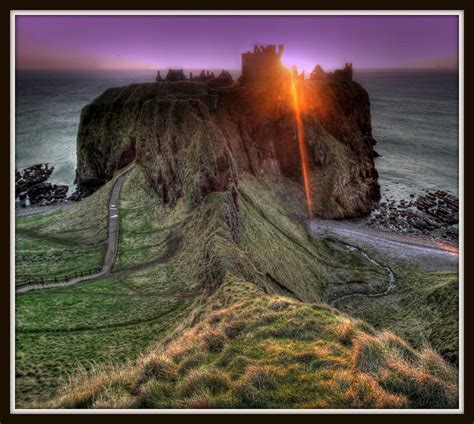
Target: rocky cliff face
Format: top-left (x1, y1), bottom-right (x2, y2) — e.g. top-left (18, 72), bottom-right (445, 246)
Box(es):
top-left (75, 78), bottom-right (380, 218)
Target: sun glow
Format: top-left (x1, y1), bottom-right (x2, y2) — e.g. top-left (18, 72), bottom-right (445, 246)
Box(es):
top-left (289, 69), bottom-right (313, 219)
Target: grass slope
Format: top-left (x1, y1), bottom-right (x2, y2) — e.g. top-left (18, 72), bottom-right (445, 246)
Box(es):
top-left (15, 176), bottom-right (114, 282)
top-left (15, 168), bottom-right (196, 407)
top-left (335, 267), bottom-right (459, 365)
top-left (48, 276), bottom-right (458, 409)
top-left (16, 167), bottom-right (459, 409)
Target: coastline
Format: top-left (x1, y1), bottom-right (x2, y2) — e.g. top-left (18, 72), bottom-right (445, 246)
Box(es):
top-left (309, 217), bottom-right (458, 272)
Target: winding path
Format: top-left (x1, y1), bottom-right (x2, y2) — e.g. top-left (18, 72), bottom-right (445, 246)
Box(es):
top-left (309, 218), bottom-right (458, 308)
top-left (16, 169), bottom-right (130, 294)
top-left (328, 240), bottom-right (396, 307)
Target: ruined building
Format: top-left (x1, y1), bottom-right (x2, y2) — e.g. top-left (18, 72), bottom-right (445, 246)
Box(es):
top-left (155, 45), bottom-right (353, 85)
top-left (310, 63), bottom-right (353, 83)
top-left (165, 69), bottom-right (187, 82)
top-left (240, 44), bottom-right (285, 82)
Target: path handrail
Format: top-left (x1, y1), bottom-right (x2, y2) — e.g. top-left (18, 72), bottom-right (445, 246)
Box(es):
top-left (15, 266), bottom-right (103, 288)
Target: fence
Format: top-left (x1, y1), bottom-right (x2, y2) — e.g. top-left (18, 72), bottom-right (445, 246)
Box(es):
top-left (16, 266), bottom-right (103, 288)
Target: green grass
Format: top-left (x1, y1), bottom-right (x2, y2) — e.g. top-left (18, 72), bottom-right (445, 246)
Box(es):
top-left (237, 175), bottom-right (387, 302)
top-left (15, 167), bottom-right (196, 407)
top-left (334, 267), bottom-right (459, 365)
top-left (15, 176), bottom-right (115, 283)
top-left (15, 264), bottom-right (195, 407)
top-left (114, 167), bottom-right (189, 271)
top-left (246, 174), bottom-right (459, 366)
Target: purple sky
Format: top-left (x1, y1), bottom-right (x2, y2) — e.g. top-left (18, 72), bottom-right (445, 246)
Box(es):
top-left (15, 15), bottom-right (459, 71)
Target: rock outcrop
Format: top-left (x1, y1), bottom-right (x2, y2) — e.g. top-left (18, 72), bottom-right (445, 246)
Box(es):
top-left (15, 164), bottom-right (69, 206)
top-left (74, 77), bottom-right (380, 218)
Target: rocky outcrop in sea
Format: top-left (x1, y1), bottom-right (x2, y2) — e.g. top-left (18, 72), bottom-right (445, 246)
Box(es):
top-left (15, 164), bottom-right (69, 207)
top-left (366, 189), bottom-right (459, 244)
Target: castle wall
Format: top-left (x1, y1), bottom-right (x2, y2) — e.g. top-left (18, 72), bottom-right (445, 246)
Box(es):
top-left (241, 45), bottom-right (284, 82)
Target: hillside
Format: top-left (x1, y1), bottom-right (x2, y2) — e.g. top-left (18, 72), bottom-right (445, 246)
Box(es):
top-left (15, 77), bottom-right (458, 409)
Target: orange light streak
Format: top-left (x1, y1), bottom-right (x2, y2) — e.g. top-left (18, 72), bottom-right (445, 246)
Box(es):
top-left (289, 70), bottom-right (313, 218)
top-left (436, 241), bottom-right (459, 256)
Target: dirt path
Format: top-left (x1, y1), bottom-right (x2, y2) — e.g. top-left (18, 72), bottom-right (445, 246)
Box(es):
top-left (16, 169), bottom-right (131, 293)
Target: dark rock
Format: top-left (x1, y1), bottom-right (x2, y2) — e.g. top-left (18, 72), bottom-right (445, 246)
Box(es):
top-left (15, 163), bottom-right (70, 207)
top-left (165, 69), bottom-right (187, 82)
top-left (15, 163), bottom-right (54, 197)
top-left (207, 70), bottom-right (234, 88)
top-left (367, 189), bottom-right (458, 244)
top-left (27, 183), bottom-right (69, 205)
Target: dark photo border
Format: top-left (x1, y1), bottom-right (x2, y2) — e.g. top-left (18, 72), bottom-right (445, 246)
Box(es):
top-left (2, 2), bottom-right (471, 423)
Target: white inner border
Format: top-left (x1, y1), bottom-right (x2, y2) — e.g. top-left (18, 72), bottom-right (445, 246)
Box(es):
top-left (10, 9), bottom-right (465, 415)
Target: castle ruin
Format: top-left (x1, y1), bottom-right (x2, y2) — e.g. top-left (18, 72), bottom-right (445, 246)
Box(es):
top-left (239, 44), bottom-right (353, 84)
top-left (310, 63), bottom-right (353, 83)
top-left (155, 44), bottom-right (353, 85)
top-left (240, 44), bottom-right (285, 82)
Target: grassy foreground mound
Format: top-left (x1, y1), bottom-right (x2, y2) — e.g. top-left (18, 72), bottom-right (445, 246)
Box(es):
top-left (47, 276), bottom-right (457, 409)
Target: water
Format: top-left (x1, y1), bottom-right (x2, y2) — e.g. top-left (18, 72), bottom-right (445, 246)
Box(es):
top-left (356, 70), bottom-right (459, 198)
top-left (15, 69), bottom-right (459, 198)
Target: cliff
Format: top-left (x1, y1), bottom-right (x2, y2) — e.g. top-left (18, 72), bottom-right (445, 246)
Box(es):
top-left (75, 78), bottom-right (380, 219)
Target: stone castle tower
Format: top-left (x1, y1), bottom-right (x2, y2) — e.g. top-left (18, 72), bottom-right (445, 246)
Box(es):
top-left (241, 44), bottom-right (285, 82)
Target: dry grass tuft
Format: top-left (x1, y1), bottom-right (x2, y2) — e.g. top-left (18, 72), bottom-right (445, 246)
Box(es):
top-left (268, 298), bottom-right (293, 311)
top-left (176, 388), bottom-right (217, 409)
top-left (50, 363), bottom-right (140, 409)
top-left (352, 330), bottom-right (458, 408)
top-left (92, 387), bottom-right (135, 409)
top-left (141, 354), bottom-right (178, 381)
top-left (418, 348), bottom-right (458, 385)
top-left (199, 326), bottom-right (229, 353)
top-left (325, 369), bottom-right (408, 408)
top-left (332, 317), bottom-right (358, 344)
top-left (352, 333), bottom-right (388, 375)
top-left (232, 364), bottom-right (278, 407)
top-left (380, 358), bottom-right (458, 408)
top-left (377, 331), bottom-right (417, 362)
top-left (178, 367), bottom-right (230, 398)
top-left (164, 328), bottom-right (199, 360)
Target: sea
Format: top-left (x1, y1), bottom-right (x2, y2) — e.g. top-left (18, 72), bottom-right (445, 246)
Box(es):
top-left (15, 69), bottom-right (459, 199)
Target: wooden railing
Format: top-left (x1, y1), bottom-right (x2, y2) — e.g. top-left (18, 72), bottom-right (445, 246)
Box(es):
top-left (16, 266), bottom-right (103, 288)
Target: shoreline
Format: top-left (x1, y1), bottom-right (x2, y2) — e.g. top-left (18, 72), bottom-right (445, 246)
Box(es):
top-left (308, 218), bottom-right (458, 272)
